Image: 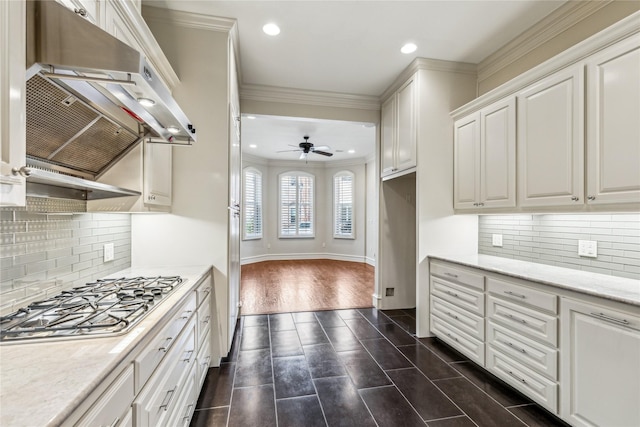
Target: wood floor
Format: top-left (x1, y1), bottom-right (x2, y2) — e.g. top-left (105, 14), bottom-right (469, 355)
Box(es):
top-left (239, 260), bottom-right (374, 315)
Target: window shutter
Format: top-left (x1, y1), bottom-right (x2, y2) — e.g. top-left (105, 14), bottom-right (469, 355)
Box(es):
top-left (243, 169), bottom-right (262, 239)
top-left (279, 172), bottom-right (314, 237)
top-left (334, 172), bottom-right (354, 238)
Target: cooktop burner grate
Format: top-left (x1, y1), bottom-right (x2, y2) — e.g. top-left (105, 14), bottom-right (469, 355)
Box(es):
top-left (0, 276), bottom-right (183, 343)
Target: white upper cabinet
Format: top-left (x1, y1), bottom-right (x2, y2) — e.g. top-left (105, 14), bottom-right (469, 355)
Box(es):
top-left (55, 0), bottom-right (103, 26)
top-left (381, 74), bottom-right (417, 178)
top-left (453, 113), bottom-right (479, 209)
top-left (143, 143), bottom-right (172, 207)
top-left (0, 0), bottom-right (26, 207)
top-left (454, 97), bottom-right (515, 210)
top-left (586, 34), bottom-right (640, 205)
top-left (517, 67), bottom-right (584, 208)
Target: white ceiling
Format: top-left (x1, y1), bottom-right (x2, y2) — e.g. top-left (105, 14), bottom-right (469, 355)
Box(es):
top-left (145, 0), bottom-right (567, 161)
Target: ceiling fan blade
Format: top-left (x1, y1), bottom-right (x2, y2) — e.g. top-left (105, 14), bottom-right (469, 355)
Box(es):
top-left (276, 149), bottom-right (301, 153)
top-left (299, 152), bottom-right (307, 160)
top-left (313, 150), bottom-right (333, 157)
top-left (312, 145), bottom-right (331, 151)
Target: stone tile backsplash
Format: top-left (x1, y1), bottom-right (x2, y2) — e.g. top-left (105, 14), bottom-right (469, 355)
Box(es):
top-left (479, 214), bottom-right (640, 280)
top-left (0, 203), bottom-right (131, 314)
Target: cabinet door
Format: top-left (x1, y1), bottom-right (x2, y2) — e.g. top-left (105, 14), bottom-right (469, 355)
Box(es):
top-left (143, 142), bottom-right (172, 206)
top-left (480, 97), bottom-right (516, 208)
top-left (517, 67), bottom-right (584, 207)
top-left (586, 34), bottom-right (640, 205)
top-left (0, 0), bottom-right (26, 207)
top-left (561, 298), bottom-right (640, 427)
top-left (453, 113), bottom-right (480, 209)
top-left (104, 2), bottom-right (144, 53)
top-left (55, 0), bottom-right (102, 26)
top-left (380, 95), bottom-right (396, 176)
top-left (396, 76), bottom-right (417, 172)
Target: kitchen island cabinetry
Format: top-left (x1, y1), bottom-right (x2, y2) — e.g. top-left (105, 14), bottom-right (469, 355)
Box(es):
top-left (560, 298), bottom-right (640, 427)
top-left (454, 97), bottom-right (516, 210)
top-left (0, 0), bottom-right (26, 207)
top-left (380, 74), bottom-right (417, 178)
top-left (428, 254), bottom-right (640, 426)
top-left (585, 33), bottom-right (640, 206)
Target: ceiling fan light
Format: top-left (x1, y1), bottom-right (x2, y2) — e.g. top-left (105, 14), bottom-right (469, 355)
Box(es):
top-left (401, 43), bottom-right (417, 54)
top-left (137, 97), bottom-right (155, 107)
top-left (263, 23), bottom-right (280, 36)
top-left (249, 144), bottom-right (257, 148)
top-left (348, 149), bottom-right (355, 154)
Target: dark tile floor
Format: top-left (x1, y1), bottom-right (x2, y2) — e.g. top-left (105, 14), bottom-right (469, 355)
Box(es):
top-left (190, 308), bottom-right (569, 427)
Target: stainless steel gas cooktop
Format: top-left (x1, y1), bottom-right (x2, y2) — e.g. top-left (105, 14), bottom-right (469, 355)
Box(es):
top-left (0, 276), bottom-right (183, 343)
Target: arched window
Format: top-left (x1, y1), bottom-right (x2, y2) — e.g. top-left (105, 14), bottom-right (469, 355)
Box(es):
top-left (334, 171), bottom-right (354, 238)
top-left (243, 167), bottom-right (262, 239)
top-left (279, 171), bottom-right (314, 238)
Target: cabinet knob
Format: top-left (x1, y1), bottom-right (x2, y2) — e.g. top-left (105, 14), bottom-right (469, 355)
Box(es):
top-left (571, 196), bottom-right (579, 201)
top-left (11, 166), bottom-right (31, 177)
top-left (74, 8), bottom-right (87, 17)
top-left (587, 195), bottom-right (596, 201)
top-left (478, 202), bottom-right (484, 207)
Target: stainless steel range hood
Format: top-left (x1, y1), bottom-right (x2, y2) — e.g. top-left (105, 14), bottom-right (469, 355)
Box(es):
top-left (24, 0), bottom-right (195, 199)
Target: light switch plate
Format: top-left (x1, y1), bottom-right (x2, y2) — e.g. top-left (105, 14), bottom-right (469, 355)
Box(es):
top-left (104, 243), bottom-right (115, 262)
top-left (492, 234), bottom-right (503, 247)
top-left (578, 240), bottom-right (597, 258)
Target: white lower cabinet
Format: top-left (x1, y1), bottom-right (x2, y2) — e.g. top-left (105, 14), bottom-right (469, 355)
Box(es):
top-left (560, 298), bottom-right (640, 427)
top-left (76, 365), bottom-right (135, 427)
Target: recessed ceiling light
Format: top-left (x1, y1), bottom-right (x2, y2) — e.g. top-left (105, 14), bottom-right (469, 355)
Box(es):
top-left (401, 43), bottom-right (417, 54)
top-left (167, 126), bottom-right (180, 134)
top-left (137, 97), bottom-right (155, 106)
top-left (246, 116), bottom-right (256, 120)
top-left (249, 144), bottom-right (257, 148)
top-left (263, 23), bottom-right (280, 36)
top-left (348, 149), bottom-right (356, 154)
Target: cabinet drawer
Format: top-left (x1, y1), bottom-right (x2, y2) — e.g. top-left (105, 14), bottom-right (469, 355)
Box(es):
top-left (167, 367), bottom-right (198, 427)
top-left (76, 364), bottom-right (134, 427)
top-left (134, 293), bottom-right (196, 392)
top-left (431, 276), bottom-right (485, 316)
top-left (488, 320), bottom-right (558, 380)
top-left (487, 346), bottom-right (558, 413)
top-left (196, 276), bottom-right (212, 307)
top-left (431, 314), bottom-right (485, 366)
top-left (488, 295), bottom-right (558, 346)
top-left (197, 331), bottom-right (212, 388)
top-left (431, 295), bottom-right (484, 341)
top-left (134, 321), bottom-right (196, 427)
top-left (430, 262), bottom-right (484, 291)
top-left (197, 297), bottom-right (211, 347)
top-left (488, 277), bottom-right (557, 314)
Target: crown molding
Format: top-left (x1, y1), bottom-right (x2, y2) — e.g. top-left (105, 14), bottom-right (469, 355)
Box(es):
top-left (142, 5), bottom-right (236, 32)
top-left (240, 84), bottom-right (381, 111)
top-left (477, 0), bottom-right (611, 84)
top-left (452, 10), bottom-right (640, 119)
top-left (380, 57), bottom-right (477, 101)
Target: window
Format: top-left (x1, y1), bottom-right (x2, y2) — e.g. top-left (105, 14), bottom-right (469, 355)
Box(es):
top-left (279, 172), bottom-right (314, 237)
top-left (334, 171), bottom-right (354, 238)
top-left (243, 168), bottom-right (262, 239)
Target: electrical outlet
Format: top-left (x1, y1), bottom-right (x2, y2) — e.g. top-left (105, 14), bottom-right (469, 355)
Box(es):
top-left (103, 243), bottom-right (115, 262)
top-left (492, 234), bottom-right (503, 247)
top-left (578, 240), bottom-right (598, 258)
top-left (385, 287), bottom-right (395, 297)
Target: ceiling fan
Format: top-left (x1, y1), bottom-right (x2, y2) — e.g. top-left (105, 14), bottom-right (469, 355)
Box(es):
top-left (278, 136), bottom-right (334, 160)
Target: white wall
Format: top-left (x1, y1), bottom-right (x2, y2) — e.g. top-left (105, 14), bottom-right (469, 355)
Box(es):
top-left (241, 156), bottom-right (368, 264)
top-left (132, 13), bottom-right (231, 361)
top-left (365, 156), bottom-right (377, 266)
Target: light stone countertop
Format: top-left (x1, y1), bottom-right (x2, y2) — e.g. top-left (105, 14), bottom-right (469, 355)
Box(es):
top-left (0, 265), bottom-right (212, 427)
top-left (428, 254), bottom-right (640, 307)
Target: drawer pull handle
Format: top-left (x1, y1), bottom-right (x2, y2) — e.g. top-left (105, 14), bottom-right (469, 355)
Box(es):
top-left (202, 355), bottom-right (211, 367)
top-left (499, 339), bottom-right (527, 354)
top-left (444, 272), bottom-right (459, 279)
top-left (446, 311), bottom-right (458, 320)
top-left (159, 337), bottom-right (173, 352)
top-left (504, 291), bottom-right (526, 299)
top-left (203, 288), bottom-right (211, 296)
top-left (180, 310), bottom-right (194, 320)
top-left (445, 290), bottom-right (459, 298)
top-left (505, 314), bottom-right (527, 324)
top-left (445, 332), bottom-right (459, 342)
top-left (183, 403), bottom-right (194, 421)
top-left (183, 349), bottom-right (195, 362)
top-left (159, 387), bottom-right (177, 410)
top-left (508, 370), bottom-right (527, 384)
top-left (590, 312), bottom-right (630, 326)
top-left (202, 315), bottom-right (211, 325)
